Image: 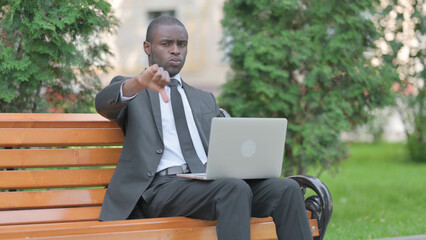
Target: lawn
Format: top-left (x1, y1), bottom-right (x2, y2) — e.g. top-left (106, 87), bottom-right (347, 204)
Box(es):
top-left (311, 142), bottom-right (426, 240)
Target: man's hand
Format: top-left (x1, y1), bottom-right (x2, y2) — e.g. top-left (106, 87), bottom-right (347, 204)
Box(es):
top-left (122, 64), bottom-right (171, 103)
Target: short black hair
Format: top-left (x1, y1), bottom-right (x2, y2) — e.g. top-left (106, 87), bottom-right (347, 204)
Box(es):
top-left (146, 16), bottom-right (186, 42)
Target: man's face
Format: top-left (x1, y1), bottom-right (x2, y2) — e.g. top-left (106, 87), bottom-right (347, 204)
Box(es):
top-left (144, 24), bottom-right (188, 77)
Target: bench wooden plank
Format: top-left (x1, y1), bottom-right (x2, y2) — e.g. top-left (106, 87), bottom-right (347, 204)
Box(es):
top-left (0, 217), bottom-right (282, 239)
top-left (0, 148), bottom-right (121, 168)
top-left (0, 206), bottom-right (101, 226)
top-left (0, 189), bottom-right (106, 210)
top-left (0, 169), bottom-right (114, 189)
top-left (309, 218), bottom-right (319, 236)
top-left (0, 217), bottom-right (218, 233)
top-left (14, 227), bottom-right (220, 240)
top-left (0, 113), bottom-right (117, 128)
top-left (0, 210), bottom-right (318, 238)
top-left (0, 217), bottom-right (319, 239)
top-left (0, 128), bottom-right (124, 147)
top-left (1, 228), bottom-right (218, 240)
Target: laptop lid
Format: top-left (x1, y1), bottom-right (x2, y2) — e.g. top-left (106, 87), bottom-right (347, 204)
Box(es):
top-left (204, 117), bottom-right (287, 180)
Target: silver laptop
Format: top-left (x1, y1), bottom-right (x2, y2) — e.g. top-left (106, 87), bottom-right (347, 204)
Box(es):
top-left (177, 117), bottom-right (287, 180)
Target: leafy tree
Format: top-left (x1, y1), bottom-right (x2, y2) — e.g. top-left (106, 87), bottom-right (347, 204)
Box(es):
top-left (219, 0), bottom-right (398, 175)
top-left (0, 0), bottom-right (118, 112)
top-left (373, 0), bottom-right (425, 162)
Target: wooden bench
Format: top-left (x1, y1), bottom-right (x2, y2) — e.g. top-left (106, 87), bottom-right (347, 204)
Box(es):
top-left (0, 113), bottom-right (332, 239)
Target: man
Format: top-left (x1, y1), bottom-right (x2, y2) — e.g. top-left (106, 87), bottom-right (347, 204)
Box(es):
top-left (95, 16), bottom-right (312, 239)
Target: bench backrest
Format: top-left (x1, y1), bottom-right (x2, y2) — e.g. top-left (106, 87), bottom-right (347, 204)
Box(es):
top-left (0, 113), bottom-right (124, 226)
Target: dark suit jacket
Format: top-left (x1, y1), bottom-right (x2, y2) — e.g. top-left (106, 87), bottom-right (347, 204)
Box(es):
top-left (95, 75), bottom-right (222, 221)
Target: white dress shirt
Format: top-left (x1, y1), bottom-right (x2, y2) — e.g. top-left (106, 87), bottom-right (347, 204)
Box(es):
top-left (120, 74), bottom-right (208, 172)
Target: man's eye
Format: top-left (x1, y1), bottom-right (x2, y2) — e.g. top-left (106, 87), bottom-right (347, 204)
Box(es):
top-left (161, 42), bottom-right (170, 46)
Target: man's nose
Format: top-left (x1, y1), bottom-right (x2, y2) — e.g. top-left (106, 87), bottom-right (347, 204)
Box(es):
top-left (170, 43), bottom-right (180, 55)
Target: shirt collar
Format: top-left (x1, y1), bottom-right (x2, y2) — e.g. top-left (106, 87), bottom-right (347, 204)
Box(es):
top-left (171, 74), bottom-right (182, 86)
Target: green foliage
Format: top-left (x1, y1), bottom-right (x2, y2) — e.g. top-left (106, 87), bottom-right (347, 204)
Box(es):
top-left (219, 0), bottom-right (397, 175)
top-left (374, 0), bottom-right (425, 163)
top-left (0, 0), bottom-right (118, 112)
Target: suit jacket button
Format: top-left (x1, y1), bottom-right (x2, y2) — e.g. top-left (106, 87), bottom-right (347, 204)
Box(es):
top-left (148, 172), bottom-right (153, 177)
top-left (156, 149), bottom-right (163, 154)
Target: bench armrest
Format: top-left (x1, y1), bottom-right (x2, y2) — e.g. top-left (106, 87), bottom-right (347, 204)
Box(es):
top-left (219, 108), bottom-right (231, 118)
top-left (287, 175), bottom-right (333, 240)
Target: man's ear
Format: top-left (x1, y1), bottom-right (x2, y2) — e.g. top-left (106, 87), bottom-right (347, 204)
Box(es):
top-left (144, 41), bottom-right (151, 56)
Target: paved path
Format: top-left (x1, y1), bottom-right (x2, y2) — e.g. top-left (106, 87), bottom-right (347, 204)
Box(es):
top-left (375, 235), bottom-right (426, 240)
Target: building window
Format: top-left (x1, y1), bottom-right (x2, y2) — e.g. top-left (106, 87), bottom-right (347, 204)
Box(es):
top-left (148, 10), bottom-right (175, 20)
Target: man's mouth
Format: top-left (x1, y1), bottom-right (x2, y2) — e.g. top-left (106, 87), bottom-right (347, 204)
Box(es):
top-left (169, 58), bottom-right (181, 65)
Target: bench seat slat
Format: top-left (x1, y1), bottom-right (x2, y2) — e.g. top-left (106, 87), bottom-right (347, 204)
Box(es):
top-left (0, 217), bottom-right (285, 239)
top-left (1, 227), bottom-right (218, 240)
top-left (0, 128), bottom-right (124, 147)
top-left (0, 217), bottom-right (319, 239)
top-left (0, 189), bottom-right (106, 210)
top-left (0, 216), bottom-right (218, 232)
top-left (0, 113), bottom-right (117, 128)
top-left (0, 148), bottom-right (121, 168)
top-left (0, 169), bottom-right (114, 189)
top-left (0, 206), bottom-right (101, 226)
top-left (0, 122), bottom-right (118, 128)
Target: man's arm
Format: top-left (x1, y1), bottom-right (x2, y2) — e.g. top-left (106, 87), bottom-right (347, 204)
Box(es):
top-left (95, 64), bottom-right (172, 121)
top-left (95, 76), bottom-right (130, 122)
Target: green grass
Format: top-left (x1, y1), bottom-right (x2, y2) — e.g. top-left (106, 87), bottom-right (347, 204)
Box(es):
top-left (310, 142), bottom-right (426, 240)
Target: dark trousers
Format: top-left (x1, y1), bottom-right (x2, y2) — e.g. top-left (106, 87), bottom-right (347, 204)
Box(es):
top-left (130, 176), bottom-right (312, 240)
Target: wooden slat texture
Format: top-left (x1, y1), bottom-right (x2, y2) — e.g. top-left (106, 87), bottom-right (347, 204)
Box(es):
top-left (0, 217), bottom-right (217, 233)
top-left (0, 148), bottom-right (121, 168)
top-left (0, 206), bottom-right (101, 226)
top-left (0, 212), bottom-right (318, 238)
top-left (0, 113), bottom-right (117, 128)
top-left (309, 219), bottom-right (320, 236)
top-left (0, 189), bottom-right (107, 210)
top-left (0, 218), bottom-right (319, 239)
top-left (0, 217), bottom-right (303, 239)
top-left (2, 227), bottom-right (219, 240)
top-left (0, 217), bottom-right (217, 239)
top-left (0, 215), bottom-right (319, 239)
top-left (0, 169), bottom-right (114, 189)
top-left (0, 128), bottom-right (124, 147)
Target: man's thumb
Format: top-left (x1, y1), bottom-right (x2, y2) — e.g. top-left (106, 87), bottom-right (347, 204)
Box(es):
top-left (159, 89), bottom-right (169, 103)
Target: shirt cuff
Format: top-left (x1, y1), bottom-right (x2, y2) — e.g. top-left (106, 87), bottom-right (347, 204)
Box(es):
top-left (120, 80), bottom-right (137, 102)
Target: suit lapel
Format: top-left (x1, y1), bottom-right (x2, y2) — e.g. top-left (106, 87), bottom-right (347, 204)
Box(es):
top-left (182, 81), bottom-right (201, 119)
top-left (148, 90), bottom-right (163, 141)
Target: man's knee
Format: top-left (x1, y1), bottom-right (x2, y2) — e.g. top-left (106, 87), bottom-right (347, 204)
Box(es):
top-left (267, 178), bottom-right (303, 199)
top-left (283, 178), bottom-right (302, 192)
top-left (216, 178), bottom-right (252, 200)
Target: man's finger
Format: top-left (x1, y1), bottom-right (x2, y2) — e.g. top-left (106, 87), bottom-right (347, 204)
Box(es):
top-left (150, 64), bottom-right (158, 72)
top-left (162, 70), bottom-right (170, 85)
top-left (159, 88), bottom-right (169, 103)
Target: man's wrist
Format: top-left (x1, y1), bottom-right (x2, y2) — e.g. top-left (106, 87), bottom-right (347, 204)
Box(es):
top-left (120, 80), bottom-right (137, 102)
